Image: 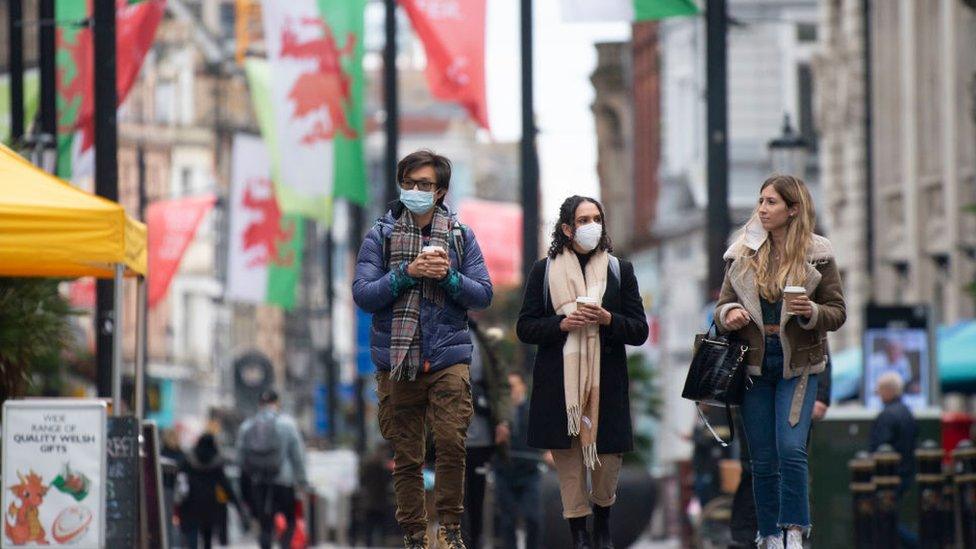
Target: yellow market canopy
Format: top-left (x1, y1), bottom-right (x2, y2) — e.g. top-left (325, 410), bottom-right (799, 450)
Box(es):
top-left (0, 143), bottom-right (147, 278)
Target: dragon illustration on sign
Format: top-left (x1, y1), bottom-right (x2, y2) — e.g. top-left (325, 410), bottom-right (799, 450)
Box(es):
top-left (5, 470), bottom-right (49, 545)
top-left (241, 177), bottom-right (295, 269)
top-left (279, 16), bottom-right (358, 144)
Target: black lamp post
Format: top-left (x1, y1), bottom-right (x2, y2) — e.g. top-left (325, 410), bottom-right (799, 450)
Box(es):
top-left (767, 113), bottom-right (809, 177)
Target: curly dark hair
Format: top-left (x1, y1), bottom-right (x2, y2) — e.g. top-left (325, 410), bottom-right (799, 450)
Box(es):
top-left (547, 195), bottom-right (613, 259)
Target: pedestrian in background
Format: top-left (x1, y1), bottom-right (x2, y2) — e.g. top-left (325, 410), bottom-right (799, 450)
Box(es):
top-left (353, 149), bottom-right (493, 549)
top-left (179, 433), bottom-right (245, 549)
top-left (715, 175), bottom-right (846, 549)
top-left (237, 390), bottom-right (308, 549)
top-left (462, 318), bottom-right (511, 548)
top-left (161, 429), bottom-right (187, 548)
top-left (517, 195), bottom-right (649, 549)
top-left (494, 370), bottom-right (545, 549)
top-left (870, 371), bottom-right (919, 548)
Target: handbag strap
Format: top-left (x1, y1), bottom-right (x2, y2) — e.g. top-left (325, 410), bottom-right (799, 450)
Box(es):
top-left (695, 402), bottom-right (735, 448)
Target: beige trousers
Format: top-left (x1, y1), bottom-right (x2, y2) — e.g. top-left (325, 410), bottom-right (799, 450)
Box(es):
top-left (550, 437), bottom-right (624, 518)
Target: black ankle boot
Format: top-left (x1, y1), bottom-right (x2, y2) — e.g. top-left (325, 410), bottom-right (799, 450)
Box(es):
top-left (568, 517), bottom-right (592, 549)
top-left (592, 505), bottom-right (615, 549)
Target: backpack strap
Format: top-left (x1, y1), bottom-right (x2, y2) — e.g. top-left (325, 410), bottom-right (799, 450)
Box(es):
top-left (451, 222), bottom-right (466, 266)
top-left (542, 254), bottom-right (620, 312)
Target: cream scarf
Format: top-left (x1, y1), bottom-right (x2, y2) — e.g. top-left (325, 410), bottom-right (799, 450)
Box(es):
top-left (547, 248), bottom-right (609, 469)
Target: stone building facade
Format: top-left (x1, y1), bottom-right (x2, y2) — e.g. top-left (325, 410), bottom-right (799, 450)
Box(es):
top-left (816, 0), bottom-right (976, 351)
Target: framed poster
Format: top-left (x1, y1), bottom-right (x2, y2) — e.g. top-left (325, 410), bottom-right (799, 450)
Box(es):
top-left (2, 399), bottom-right (107, 548)
top-left (863, 305), bottom-right (934, 411)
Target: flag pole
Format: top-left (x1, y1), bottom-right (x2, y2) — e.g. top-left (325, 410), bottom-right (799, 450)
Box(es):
top-left (384, 0), bottom-right (399, 202)
top-left (94, 0), bottom-right (121, 401)
top-left (8, 0), bottom-right (24, 145)
top-left (705, 0), bottom-right (730, 301)
top-left (520, 0), bottom-right (539, 374)
top-left (39, 0), bottom-right (57, 172)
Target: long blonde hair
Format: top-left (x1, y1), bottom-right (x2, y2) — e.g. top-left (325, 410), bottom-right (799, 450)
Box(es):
top-left (738, 175), bottom-right (816, 301)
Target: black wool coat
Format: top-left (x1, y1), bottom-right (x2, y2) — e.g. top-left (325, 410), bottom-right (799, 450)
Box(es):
top-left (517, 255), bottom-right (649, 454)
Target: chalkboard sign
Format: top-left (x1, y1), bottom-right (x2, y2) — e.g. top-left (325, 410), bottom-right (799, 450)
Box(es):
top-left (105, 416), bottom-right (140, 548)
top-left (141, 422), bottom-right (167, 549)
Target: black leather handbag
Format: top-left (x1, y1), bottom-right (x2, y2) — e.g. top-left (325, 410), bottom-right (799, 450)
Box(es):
top-left (682, 321), bottom-right (751, 447)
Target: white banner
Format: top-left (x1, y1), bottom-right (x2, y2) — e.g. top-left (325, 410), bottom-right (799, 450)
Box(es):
top-left (261, 0), bottom-right (335, 201)
top-left (560, 0), bottom-right (633, 22)
top-left (227, 134), bottom-right (273, 304)
top-left (2, 400), bottom-right (106, 549)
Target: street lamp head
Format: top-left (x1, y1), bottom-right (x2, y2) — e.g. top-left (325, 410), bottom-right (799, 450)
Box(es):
top-left (767, 113), bottom-right (810, 177)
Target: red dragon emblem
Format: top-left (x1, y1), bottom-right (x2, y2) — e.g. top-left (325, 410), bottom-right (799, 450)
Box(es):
top-left (241, 178), bottom-right (295, 268)
top-left (279, 16), bottom-right (358, 144)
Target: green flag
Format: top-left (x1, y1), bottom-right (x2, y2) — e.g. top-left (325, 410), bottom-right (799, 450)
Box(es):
top-left (318, 0), bottom-right (368, 205)
top-left (0, 70), bottom-right (40, 145)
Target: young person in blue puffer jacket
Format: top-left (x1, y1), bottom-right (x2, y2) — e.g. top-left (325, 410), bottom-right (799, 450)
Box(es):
top-left (352, 149), bottom-right (492, 549)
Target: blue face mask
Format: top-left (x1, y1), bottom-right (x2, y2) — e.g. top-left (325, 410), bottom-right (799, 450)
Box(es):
top-left (400, 188), bottom-right (436, 214)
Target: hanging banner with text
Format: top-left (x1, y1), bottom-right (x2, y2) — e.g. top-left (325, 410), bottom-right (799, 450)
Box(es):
top-left (147, 194), bottom-right (217, 308)
top-left (2, 400), bottom-right (106, 549)
top-left (458, 199), bottom-right (522, 287)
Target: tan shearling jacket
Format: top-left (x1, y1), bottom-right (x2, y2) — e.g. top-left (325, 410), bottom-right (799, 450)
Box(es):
top-left (713, 234), bottom-right (846, 424)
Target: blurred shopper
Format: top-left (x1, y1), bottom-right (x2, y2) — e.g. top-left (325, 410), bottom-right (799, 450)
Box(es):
top-left (728, 353), bottom-right (833, 548)
top-left (162, 429), bottom-right (187, 548)
top-left (494, 371), bottom-right (544, 549)
top-left (353, 149), bottom-right (493, 549)
top-left (714, 175), bottom-right (846, 549)
top-left (462, 318), bottom-right (511, 548)
top-left (237, 390), bottom-right (307, 549)
top-left (870, 371), bottom-right (919, 548)
top-left (179, 434), bottom-right (245, 549)
top-left (517, 195), bottom-right (649, 549)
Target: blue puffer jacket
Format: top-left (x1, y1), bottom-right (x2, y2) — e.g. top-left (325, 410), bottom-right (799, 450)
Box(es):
top-left (352, 202), bottom-right (493, 374)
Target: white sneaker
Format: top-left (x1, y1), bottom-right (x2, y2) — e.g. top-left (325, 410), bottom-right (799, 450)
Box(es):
top-left (785, 528), bottom-right (803, 549)
top-left (758, 534), bottom-right (784, 549)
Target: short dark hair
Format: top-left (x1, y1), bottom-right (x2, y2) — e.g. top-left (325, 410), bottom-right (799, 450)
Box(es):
top-left (259, 389), bottom-right (279, 405)
top-left (397, 149), bottom-right (452, 203)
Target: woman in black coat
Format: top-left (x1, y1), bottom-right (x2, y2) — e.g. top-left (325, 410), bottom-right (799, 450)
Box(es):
top-left (517, 196), bottom-right (648, 549)
top-left (179, 434), bottom-right (245, 549)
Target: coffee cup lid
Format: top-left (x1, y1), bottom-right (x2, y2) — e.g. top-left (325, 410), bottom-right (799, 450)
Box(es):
top-left (576, 296), bottom-right (597, 303)
top-left (784, 286), bottom-right (805, 293)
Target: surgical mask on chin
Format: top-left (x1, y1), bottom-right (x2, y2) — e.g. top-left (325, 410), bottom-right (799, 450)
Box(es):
top-left (400, 189), bottom-right (436, 214)
top-left (573, 222), bottom-right (602, 252)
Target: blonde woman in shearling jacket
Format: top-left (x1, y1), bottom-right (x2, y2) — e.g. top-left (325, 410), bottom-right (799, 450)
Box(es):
top-left (714, 175), bottom-right (846, 549)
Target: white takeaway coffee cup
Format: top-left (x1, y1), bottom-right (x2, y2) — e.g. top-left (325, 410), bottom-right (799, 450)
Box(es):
top-left (576, 296), bottom-right (598, 308)
top-left (783, 286), bottom-right (806, 314)
top-left (421, 245), bottom-right (445, 255)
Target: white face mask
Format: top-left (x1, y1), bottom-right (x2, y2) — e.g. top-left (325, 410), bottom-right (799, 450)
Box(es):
top-left (573, 222), bottom-right (603, 252)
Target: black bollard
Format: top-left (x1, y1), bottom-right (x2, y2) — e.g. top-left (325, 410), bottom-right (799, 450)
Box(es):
top-left (915, 440), bottom-right (944, 549)
top-left (942, 465), bottom-right (957, 549)
top-left (850, 450), bottom-right (876, 549)
top-left (952, 440), bottom-right (976, 548)
top-left (873, 444), bottom-right (902, 549)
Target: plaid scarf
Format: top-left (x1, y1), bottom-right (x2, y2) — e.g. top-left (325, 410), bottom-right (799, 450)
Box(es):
top-left (388, 207), bottom-right (450, 381)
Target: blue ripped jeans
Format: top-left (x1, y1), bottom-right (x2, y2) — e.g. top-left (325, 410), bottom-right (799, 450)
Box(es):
top-left (741, 335), bottom-right (819, 538)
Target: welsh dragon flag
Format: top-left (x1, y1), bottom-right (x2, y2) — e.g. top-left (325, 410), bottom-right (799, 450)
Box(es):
top-left (258, 0), bottom-right (368, 223)
top-left (226, 134), bottom-right (305, 310)
top-left (560, 0), bottom-right (699, 21)
top-left (55, 0), bottom-right (165, 180)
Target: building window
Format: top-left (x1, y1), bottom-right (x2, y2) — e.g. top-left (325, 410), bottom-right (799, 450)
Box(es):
top-left (797, 63), bottom-right (818, 153)
top-left (796, 23), bottom-right (817, 43)
top-left (181, 167), bottom-right (194, 195)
